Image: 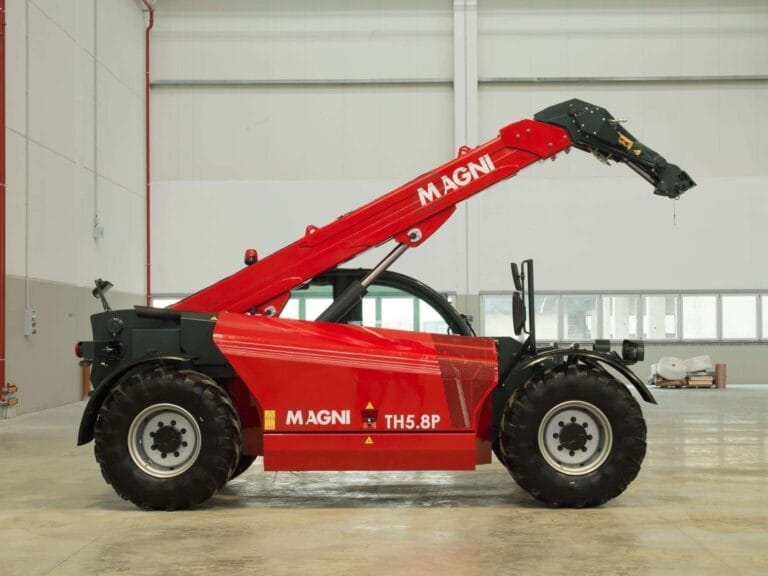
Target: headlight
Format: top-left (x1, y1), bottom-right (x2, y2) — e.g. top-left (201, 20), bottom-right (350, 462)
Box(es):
top-left (622, 340), bottom-right (645, 364)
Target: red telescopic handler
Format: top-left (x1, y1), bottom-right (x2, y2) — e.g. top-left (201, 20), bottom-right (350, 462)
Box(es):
top-left (76, 100), bottom-right (694, 510)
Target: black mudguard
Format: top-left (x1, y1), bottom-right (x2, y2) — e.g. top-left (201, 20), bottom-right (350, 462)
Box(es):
top-left (77, 355), bottom-right (192, 446)
top-left (513, 349), bottom-right (656, 404)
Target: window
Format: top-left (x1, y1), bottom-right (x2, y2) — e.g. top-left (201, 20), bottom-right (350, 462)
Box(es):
top-left (281, 298), bottom-right (300, 319)
top-left (286, 284), bottom-right (333, 321)
top-left (165, 288), bottom-right (768, 342)
top-left (722, 295), bottom-right (757, 339)
top-left (763, 295), bottom-right (768, 340)
top-left (481, 294), bottom-right (557, 341)
top-left (562, 295), bottom-right (597, 341)
top-left (362, 298), bottom-right (376, 326)
top-left (602, 295), bottom-right (639, 340)
top-left (481, 295), bottom-right (514, 337)
top-left (643, 295), bottom-right (678, 340)
top-left (380, 297), bottom-right (414, 330)
top-left (303, 288), bottom-right (334, 320)
top-left (534, 295), bottom-right (559, 341)
top-left (682, 295), bottom-right (717, 340)
top-left (419, 300), bottom-right (449, 334)
top-left (285, 282), bottom-right (456, 334)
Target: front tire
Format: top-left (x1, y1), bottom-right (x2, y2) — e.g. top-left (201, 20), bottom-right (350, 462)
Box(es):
top-left (94, 367), bottom-right (241, 510)
top-left (229, 454), bottom-right (257, 480)
top-left (500, 365), bottom-right (646, 507)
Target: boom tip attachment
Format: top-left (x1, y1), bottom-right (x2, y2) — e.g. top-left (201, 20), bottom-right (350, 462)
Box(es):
top-left (535, 99), bottom-right (696, 199)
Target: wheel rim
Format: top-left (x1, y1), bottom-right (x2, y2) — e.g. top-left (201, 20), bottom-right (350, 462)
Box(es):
top-left (537, 400), bottom-right (613, 476)
top-left (127, 403), bottom-right (202, 478)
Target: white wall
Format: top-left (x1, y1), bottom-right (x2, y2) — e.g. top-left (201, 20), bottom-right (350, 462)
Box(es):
top-left (151, 1), bottom-right (768, 297)
top-left (5, 0), bottom-right (147, 413)
top-left (151, 0), bottom-right (457, 292)
top-left (475, 1), bottom-right (768, 291)
top-left (6, 0), bottom-right (146, 292)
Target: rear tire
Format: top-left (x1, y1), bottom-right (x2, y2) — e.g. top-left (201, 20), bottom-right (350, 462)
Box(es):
top-left (500, 365), bottom-right (646, 507)
top-left (94, 367), bottom-right (241, 510)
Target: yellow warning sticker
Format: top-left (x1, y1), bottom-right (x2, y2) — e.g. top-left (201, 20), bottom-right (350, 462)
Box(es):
top-left (265, 410), bottom-right (276, 431)
top-left (617, 133), bottom-right (634, 151)
top-left (365, 402), bottom-right (375, 410)
top-left (364, 436), bottom-right (374, 445)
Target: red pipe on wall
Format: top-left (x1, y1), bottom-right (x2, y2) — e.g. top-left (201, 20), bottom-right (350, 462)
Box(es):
top-left (1, 0), bottom-right (7, 390)
top-left (142, 1), bottom-right (154, 306)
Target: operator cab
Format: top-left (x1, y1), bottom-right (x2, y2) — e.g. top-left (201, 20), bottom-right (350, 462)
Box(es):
top-left (284, 268), bottom-right (475, 337)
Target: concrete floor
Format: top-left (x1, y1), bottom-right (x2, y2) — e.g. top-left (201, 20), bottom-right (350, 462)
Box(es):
top-left (1, 387), bottom-right (767, 576)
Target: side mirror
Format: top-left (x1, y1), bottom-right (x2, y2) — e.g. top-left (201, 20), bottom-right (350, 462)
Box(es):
top-left (510, 262), bottom-right (523, 291)
top-left (512, 292), bottom-right (526, 336)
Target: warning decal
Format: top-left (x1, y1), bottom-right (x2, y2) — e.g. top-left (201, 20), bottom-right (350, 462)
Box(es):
top-left (264, 410), bottom-right (276, 431)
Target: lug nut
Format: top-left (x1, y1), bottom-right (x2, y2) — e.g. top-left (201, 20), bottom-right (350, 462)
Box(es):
top-left (558, 421), bottom-right (564, 427)
top-left (553, 433), bottom-right (559, 439)
top-left (171, 420), bottom-right (177, 426)
top-left (587, 435), bottom-right (593, 440)
top-left (150, 445), bottom-right (156, 451)
top-left (571, 417), bottom-right (577, 423)
top-left (182, 441), bottom-right (188, 447)
top-left (161, 453), bottom-right (167, 459)
top-left (569, 450), bottom-right (575, 457)
top-left (181, 428), bottom-right (187, 434)
top-left (174, 452), bottom-right (180, 457)
top-left (582, 422), bottom-right (588, 428)
top-left (582, 447), bottom-right (588, 452)
top-left (557, 445), bottom-right (563, 451)
top-left (149, 431), bottom-right (155, 438)
top-left (158, 422), bottom-right (164, 428)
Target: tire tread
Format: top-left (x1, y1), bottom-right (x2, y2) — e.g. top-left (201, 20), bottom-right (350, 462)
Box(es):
top-left (94, 367), bottom-right (241, 510)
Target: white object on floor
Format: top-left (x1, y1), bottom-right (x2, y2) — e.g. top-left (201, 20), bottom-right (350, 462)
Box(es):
top-left (684, 355), bottom-right (713, 373)
top-left (657, 357), bottom-right (687, 381)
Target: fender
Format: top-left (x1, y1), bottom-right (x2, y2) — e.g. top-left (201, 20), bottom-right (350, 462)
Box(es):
top-left (514, 349), bottom-right (656, 405)
top-left (77, 354), bottom-right (192, 446)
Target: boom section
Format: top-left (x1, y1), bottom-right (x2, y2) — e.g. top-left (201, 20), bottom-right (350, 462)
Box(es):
top-left (172, 119), bottom-right (570, 314)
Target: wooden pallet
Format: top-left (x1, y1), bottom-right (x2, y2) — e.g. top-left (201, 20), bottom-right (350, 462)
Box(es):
top-left (687, 376), bottom-right (715, 388)
top-left (652, 375), bottom-right (714, 389)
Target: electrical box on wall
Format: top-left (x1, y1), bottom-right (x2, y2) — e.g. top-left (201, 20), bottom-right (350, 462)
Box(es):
top-left (24, 309), bottom-right (37, 336)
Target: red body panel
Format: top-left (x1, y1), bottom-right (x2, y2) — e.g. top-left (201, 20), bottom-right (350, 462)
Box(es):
top-left (213, 313), bottom-right (498, 470)
top-left (263, 433), bottom-right (477, 471)
top-left (172, 120), bottom-right (570, 314)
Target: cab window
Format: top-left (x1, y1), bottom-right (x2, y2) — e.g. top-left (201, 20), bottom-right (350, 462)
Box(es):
top-left (284, 283), bottom-right (451, 334)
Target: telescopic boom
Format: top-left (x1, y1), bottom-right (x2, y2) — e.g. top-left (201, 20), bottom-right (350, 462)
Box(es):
top-left (172, 99), bottom-right (695, 315)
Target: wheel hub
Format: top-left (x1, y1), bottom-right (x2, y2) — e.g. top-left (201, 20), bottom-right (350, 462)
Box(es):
top-left (558, 422), bottom-right (588, 451)
top-left (153, 425), bottom-right (182, 454)
top-left (128, 403), bottom-right (201, 478)
top-left (538, 400), bottom-right (613, 476)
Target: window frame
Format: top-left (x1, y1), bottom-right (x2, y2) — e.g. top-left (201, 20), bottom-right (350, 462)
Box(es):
top-left (155, 289), bottom-right (768, 345)
top-left (479, 290), bottom-right (768, 344)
